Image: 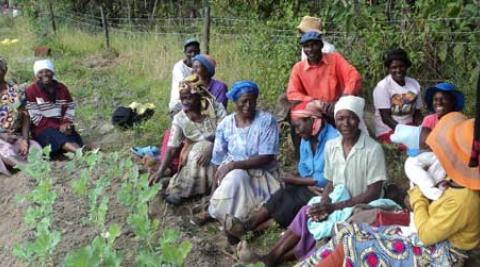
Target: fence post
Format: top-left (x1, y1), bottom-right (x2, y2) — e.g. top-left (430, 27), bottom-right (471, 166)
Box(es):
top-left (202, 0), bottom-right (211, 54)
top-left (47, 0), bottom-right (56, 33)
top-left (100, 6), bottom-right (110, 49)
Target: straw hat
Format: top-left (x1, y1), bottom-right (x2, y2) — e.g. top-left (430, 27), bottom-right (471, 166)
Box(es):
top-left (426, 112), bottom-right (480, 189)
top-left (297, 16), bottom-right (323, 33)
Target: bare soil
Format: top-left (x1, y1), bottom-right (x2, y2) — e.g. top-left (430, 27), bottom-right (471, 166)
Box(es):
top-left (0, 160), bottom-right (241, 267)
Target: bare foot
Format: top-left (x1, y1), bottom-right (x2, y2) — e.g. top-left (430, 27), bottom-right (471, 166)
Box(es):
top-left (236, 240), bottom-right (263, 264)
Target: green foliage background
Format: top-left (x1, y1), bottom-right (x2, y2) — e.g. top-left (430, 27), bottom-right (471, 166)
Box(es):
top-left (1, 1), bottom-right (478, 265)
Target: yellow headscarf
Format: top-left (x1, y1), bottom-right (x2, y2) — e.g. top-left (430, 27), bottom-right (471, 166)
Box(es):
top-left (179, 74), bottom-right (216, 119)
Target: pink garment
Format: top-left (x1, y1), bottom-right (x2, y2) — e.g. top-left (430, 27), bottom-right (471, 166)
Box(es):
top-left (421, 114), bottom-right (439, 130)
top-left (288, 205), bottom-right (317, 260)
top-left (160, 128), bottom-right (180, 173)
top-left (0, 138), bottom-right (41, 176)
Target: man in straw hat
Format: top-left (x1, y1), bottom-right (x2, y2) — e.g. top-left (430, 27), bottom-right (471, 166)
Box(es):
top-left (297, 15), bottom-right (335, 59)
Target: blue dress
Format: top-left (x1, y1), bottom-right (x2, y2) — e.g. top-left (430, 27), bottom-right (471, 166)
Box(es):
top-left (264, 123), bottom-right (339, 228)
top-left (208, 110), bottom-right (282, 221)
top-left (211, 110), bottom-right (279, 167)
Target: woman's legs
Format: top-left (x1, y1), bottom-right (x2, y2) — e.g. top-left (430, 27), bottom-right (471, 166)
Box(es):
top-left (238, 205), bottom-right (313, 266)
top-left (236, 230), bottom-right (300, 267)
top-left (244, 206), bottom-right (272, 231)
top-left (36, 128), bottom-right (83, 154)
top-left (208, 169), bottom-right (253, 222)
top-left (262, 229), bottom-right (300, 266)
top-left (62, 142), bottom-right (80, 153)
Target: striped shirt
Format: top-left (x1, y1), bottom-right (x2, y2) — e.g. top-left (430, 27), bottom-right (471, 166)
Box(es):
top-left (26, 81), bottom-right (75, 137)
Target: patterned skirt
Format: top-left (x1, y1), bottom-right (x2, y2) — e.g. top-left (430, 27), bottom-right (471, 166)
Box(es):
top-left (296, 222), bottom-right (467, 267)
top-left (166, 140), bottom-right (214, 198)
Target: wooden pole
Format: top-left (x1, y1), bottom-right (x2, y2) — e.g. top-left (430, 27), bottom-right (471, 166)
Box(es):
top-left (202, 1), bottom-right (211, 54)
top-left (47, 0), bottom-right (56, 33)
top-left (100, 6), bottom-right (110, 49)
top-left (150, 0), bottom-right (158, 26)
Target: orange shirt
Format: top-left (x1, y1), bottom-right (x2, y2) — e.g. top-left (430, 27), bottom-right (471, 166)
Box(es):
top-left (287, 52), bottom-right (362, 102)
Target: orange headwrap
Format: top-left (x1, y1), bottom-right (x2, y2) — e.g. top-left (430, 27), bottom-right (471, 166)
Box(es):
top-left (291, 101), bottom-right (323, 136)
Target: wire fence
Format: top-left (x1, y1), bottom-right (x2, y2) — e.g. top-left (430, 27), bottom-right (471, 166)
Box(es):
top-left (50, 11), bottom-right (480, 75)
top-left (52, 12), bottom-right (480, 38)
top-left (21, 10), bottom-right (480, 112)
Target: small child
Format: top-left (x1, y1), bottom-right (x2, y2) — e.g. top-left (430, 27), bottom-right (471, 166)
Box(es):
top-left (391, 82), bottom-right (465, 200)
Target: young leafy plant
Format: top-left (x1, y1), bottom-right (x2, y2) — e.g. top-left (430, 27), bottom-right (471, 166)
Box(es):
top-left (13, 146), bottom-right (62, 267)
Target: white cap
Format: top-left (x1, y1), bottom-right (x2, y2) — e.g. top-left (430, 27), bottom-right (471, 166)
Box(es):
top-left (33, 59), bottom-right (54, 76)
top-left (334, 95), bottom-right (369, 134)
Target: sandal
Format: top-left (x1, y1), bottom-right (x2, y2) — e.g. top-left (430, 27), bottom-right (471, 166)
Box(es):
top-left (223, 214), bottom-right (246, 239)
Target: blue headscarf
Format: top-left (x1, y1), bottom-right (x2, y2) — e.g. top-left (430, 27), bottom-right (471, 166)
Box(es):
top-left (226, 80), bottom-right (259, 101)
top-left (193, 54), bottom-right (215, 77)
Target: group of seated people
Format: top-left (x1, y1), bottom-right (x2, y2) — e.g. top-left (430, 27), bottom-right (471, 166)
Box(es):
top-left (146, 15), bottom-right (480, 266)
top-left (0, 57), bottom-right (83, 175)
top-left (2, 15), bottom-right (479, 266)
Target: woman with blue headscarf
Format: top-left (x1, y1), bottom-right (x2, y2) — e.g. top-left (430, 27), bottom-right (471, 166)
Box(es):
top-left (192, 54), bottom-right (228, 107)
top-left (207, 81), bottom-right (282, 243)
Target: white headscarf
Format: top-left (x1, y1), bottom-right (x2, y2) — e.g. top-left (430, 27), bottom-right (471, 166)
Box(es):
top-left (33, 59), bottom-right (55, 76)
top-left (334, 95), bottom-right (369, 134)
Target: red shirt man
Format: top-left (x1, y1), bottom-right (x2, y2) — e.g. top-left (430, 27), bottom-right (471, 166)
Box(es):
top-left (287, 31), bottom-right (362, 116)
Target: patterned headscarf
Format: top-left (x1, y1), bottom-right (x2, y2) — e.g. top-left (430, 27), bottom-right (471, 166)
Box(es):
top-left (291, 101), bottom-right (323, 136)
top-left (179, 74), bottom-right (216, 118)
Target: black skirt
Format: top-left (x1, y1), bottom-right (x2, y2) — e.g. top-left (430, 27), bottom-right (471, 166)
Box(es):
top-left (264, 184), bottom-right (316, 228)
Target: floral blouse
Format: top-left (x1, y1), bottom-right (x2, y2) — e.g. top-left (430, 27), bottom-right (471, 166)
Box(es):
top-left (0, 81), bottom-right (26, 133)
top-left (168, 101), bottom-right (227, 148)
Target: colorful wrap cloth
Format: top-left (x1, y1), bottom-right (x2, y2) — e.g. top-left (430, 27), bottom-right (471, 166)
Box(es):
top-left (179, 74), bottom-right (216, 119)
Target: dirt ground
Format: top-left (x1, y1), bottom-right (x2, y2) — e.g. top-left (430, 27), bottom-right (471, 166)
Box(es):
top-left (0, 159), bottom-right (252, 267)
top-left (0, 110), bottom-right (413, 267)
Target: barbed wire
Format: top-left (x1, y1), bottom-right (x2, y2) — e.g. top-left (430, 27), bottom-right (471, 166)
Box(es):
top-left (60, 11), bottom-right (480, 23)
top-left (51, 12), bottom-right (480, 46)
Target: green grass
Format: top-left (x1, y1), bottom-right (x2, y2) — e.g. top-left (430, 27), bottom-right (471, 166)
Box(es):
top-left (0, 16), bottom-right (416, 187)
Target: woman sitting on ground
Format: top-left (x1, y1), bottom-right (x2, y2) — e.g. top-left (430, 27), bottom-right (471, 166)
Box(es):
top-left (238, 96), bottom-right (387, 266)
top-left (373, 48), bottom-right (423, 144)
top-left (206, 81), bottom-right (282, 242)
top-left (148, 74), bottom-right (226, 205)
top-left (26, 59), bottom-right (83, 154)
top-left (223, 101), bottom-right (338, 238)
top-left (192, 54), bottom-right (228, 108)
top-left (154, 54), bottom-right (227, 178)
top-left (300, 112), bottom-right (480, 267)
top-left (0, 58), bottom-right (41, 175)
